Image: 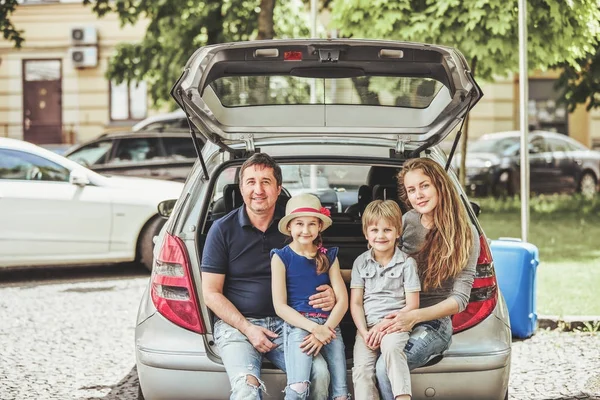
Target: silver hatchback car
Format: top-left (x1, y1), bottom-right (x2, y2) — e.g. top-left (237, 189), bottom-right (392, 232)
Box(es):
top-left (135, 39), bottom-right (512, 400)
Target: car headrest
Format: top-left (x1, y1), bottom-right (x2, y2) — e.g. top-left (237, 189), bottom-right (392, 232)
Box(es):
top-left (357, 185), bottom-right (372, 205)
top-left (367, 166), bottom-right (401, 187)
top-left (223, 184), bottom-right (243, 212)
top-left (372, 184), bottom-right (399, 203)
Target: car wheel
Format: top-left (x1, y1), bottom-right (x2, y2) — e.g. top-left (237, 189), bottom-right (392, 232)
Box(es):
top-left (138, 216), bottom-right (166, 271)
top-left (504, 389), bottom-right (509, 400)
top-left (578, 172), bottom-right (597, 199)
top-left (493, 171), bottom-right (514, 198)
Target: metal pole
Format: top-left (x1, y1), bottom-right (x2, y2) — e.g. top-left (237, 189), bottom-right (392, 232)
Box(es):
top-left (518, 0), bottom-right (530, 242)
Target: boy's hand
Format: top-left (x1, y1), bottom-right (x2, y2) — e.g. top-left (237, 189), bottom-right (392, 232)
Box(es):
top-left (312, 324), bottom-right (336, 344)
top-left (300, 333), bottom-right (324, 356)
top-left (365, 321), bottom-right (388, 349)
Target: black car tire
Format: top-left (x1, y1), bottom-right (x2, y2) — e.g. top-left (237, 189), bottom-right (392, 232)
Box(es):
top-left (492, 170), bottom-right (515, 198)
top-left (138, 216), bottom-right (166, 271)
top-left (504, 389), bottom-right (509, 400)
top-left (578, 171), bottom-right (597, 198)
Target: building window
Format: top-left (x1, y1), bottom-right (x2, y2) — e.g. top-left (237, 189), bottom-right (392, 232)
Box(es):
top-left (110, 80), bottom-right (147, 121)
top-left (528, 79), bottom-right (568, 134)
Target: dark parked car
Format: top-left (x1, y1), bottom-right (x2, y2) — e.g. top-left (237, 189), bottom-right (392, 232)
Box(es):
top-left (460, 130), bottom-right (600, 197)
top-left (64, 131), bottom-right (198, 182)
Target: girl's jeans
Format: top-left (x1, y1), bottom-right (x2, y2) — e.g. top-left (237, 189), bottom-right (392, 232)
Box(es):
top-left (214, 317), bottom-right (330, 400)
top-left (376, 316), bottom-right (453, 400)
top-left (284, 316), bottom-right (349, 400)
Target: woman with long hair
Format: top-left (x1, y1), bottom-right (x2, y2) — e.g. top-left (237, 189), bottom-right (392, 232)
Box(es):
top-left (375, 158), bottom-right (480, 399)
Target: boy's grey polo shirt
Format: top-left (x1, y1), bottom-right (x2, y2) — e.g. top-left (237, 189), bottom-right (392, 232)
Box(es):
top-left (350, 247), bottom-right (420, 327)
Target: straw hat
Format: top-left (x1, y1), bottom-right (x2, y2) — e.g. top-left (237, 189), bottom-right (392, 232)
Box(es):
top-left (278, 193), bottom-right (333, 236)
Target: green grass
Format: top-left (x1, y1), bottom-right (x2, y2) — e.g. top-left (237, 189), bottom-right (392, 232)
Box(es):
top-left (477, 211), bottom-right (600, 316)
top-left (536, 260), bottom-right (600, 317)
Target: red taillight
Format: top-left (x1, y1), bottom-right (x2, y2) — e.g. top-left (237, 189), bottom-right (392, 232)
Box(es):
top-left (284, 51), bottom-right (303, 61)
top-left (452, 234), bottom-right (498, 333)
top-left (150, 233), bottom-right (205, 334)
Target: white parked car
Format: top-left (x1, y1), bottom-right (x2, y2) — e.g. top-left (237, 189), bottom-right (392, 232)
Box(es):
top-left (0, 137), bottom-right (184, 270)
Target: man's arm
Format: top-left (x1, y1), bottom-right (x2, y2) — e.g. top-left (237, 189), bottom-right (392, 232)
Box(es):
top-left (202, 272), bottom-right (252, 333)
top-left (202, 271), bottom-right (278, 353)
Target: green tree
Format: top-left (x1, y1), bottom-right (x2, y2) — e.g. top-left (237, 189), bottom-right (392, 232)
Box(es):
top-left (556, 47), bottom-right (600, 112)
top-left (84, 0), bottom-right (310, 108)
top-left (1, 0), bottom-right (24, 48)
top-left (330, 0), bottom-right (600, 186)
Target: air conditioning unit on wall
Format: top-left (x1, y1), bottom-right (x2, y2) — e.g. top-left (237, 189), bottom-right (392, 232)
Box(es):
top-left (71, 26), bottom-right (97, 45)
top-left (70, 47), bottom-right (98, 69)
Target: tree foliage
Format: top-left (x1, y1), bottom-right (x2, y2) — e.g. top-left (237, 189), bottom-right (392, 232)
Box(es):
top-left (1, 0), bottom-right (24, 48)
top-left (83, 0), bottom-right (310, 107)
top-left (330, 0), bottom-right (600, 186)
top-left (556, 47), bottom-right (600, 112)
top-left (330, 0), bottom-right (600, 81)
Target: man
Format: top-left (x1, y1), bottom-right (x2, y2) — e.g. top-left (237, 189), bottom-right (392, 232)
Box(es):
top-left (202, 153), bottom-right (335, 399)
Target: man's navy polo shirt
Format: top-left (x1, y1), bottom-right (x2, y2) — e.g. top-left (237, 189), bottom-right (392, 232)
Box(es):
top-left (201, 204), bottom-right (287, 318)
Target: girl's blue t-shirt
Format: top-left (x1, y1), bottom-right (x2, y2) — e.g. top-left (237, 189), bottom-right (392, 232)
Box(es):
top-left (270, 245), bottom-right (339, 316)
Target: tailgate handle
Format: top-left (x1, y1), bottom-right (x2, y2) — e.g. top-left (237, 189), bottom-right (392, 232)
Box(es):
top-left (318, 49), bottom-right (340, 63)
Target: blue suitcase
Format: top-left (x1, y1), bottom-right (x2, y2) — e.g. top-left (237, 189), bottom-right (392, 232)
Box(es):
top-left (490, 238), bottom-right (540, 339)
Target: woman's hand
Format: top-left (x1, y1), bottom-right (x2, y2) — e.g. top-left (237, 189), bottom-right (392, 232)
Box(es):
top-left (308, 285), bottom-right (336, 311)
top-left (300, 333), bottom-right (325, 356)
top-left (382, 308), bottom-right (419, 334)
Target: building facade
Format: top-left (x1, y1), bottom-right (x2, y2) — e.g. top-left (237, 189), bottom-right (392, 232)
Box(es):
top-left (0, 0), bottom-right (149, 144)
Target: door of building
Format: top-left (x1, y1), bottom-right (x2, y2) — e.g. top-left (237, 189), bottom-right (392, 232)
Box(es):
top-left (22, 59), bottom-right (63, 144)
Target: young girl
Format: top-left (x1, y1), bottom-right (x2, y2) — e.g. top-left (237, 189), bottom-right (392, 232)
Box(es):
top-left (375, 158), bottom-right (480, 400)
top-left (271, 193), bottom-right (349, 400)
top-left (350, 200), bottom-right (420, 400)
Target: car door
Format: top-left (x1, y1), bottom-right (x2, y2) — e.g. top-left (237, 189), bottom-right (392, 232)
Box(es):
top-left (546, 136), bottom-right (579, 192)
top-left (106, 137), bottom-right (165, 179)
top-left (0, 148), bottom-right (111, 266)
top-left (529, 135), bottom-right (561, 193)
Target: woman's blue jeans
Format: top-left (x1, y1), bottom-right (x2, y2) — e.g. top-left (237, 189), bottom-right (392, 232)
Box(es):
top-left (376, 317), bottom-right (453, 400)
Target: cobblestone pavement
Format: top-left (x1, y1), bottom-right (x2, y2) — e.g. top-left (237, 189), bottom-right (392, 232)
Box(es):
top-left (0, 274), bottom-right (599, 400)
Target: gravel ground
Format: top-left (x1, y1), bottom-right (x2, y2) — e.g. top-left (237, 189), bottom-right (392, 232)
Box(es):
top-left (1, 275), bottom-right (599, 400)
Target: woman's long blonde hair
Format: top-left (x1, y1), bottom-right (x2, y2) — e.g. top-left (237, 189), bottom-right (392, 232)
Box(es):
top-left (397, 158), bottom-right (474, 291)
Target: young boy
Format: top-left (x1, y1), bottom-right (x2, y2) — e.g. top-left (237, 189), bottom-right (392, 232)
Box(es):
top-left (350, 200), bottom-right (421, 400)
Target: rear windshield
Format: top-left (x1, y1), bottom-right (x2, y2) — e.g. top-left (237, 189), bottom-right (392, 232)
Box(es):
top-left (209, 76), bottom-right (443, 109)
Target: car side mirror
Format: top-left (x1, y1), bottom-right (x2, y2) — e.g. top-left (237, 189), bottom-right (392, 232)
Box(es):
top-left (158, 199), bottom-right (177, 219)
top-left (69, 169), bottom-right (90, 187)
top-left (470, 201), bottom-right (481, 217)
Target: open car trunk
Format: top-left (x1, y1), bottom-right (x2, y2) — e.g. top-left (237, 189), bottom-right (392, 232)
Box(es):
top-left (171, 39), bottom-right (482, 163)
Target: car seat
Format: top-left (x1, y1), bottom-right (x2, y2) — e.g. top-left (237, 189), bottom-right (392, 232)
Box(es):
top-left (344, 184), bottom-right (373, 218)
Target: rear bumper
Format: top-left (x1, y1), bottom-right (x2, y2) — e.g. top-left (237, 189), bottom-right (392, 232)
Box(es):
top-left (136, 299), bottom-right (511, 400)
top-left (137, 357), bottom-right (510, 400)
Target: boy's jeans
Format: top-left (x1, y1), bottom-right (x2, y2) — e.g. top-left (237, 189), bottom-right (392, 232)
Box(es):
top-left (214, 316), bottom-right (330, 400)
top-left (376, 317), bottom-right (453, 400)
top-left (283, 316), bottom-right (349, 400)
